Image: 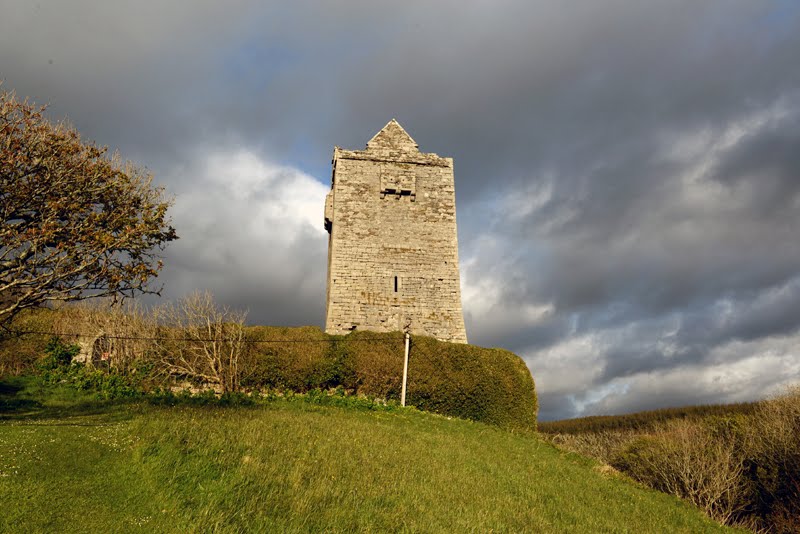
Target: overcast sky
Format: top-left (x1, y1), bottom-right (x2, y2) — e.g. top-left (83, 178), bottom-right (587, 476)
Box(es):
top-left (3, 1), bottom-right (800, 420)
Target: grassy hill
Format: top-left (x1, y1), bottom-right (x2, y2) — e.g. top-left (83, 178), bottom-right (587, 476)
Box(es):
top-left (0, 378), bottom-right (735, 533)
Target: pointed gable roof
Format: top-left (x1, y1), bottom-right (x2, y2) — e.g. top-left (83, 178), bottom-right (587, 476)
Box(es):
top-left (366, 119), bottom-right (419, 152)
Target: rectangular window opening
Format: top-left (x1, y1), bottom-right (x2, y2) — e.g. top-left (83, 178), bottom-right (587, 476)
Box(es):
top-left (394, 276), bottom-right (398, 293)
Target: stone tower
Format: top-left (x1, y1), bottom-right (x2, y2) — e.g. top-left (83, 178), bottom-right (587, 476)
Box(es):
top-left (324, 120), bottom-right (467, 343)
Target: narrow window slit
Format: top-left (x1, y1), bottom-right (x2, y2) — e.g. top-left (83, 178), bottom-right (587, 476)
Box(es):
top-left (394, 276), bottom-right (398, 293)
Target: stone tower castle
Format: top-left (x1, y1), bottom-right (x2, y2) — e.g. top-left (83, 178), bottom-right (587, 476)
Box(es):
top-left (324, 119), bottom-right (468, 343)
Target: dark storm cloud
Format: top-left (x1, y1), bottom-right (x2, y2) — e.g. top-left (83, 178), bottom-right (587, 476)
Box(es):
top-left (710, 110), bottom-right (800, 213)
top-left (2, 0), bottom-right (800, 419)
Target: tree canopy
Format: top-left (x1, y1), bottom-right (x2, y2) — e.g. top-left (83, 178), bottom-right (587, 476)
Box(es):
top-left (0, 88), bottom-right (177, 328)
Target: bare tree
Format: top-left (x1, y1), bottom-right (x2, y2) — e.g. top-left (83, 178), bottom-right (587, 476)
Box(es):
top-left (0, 88), bottom-right (177, 328)
top-left (154, 291), bottom-right (247, 393)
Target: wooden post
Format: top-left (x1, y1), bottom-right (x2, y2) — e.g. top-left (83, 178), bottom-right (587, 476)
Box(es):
top-left (401, 332), bottom-right (410, 406)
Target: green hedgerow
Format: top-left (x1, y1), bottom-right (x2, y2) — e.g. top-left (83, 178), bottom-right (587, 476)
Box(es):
top-left (245, 328), bottom-right (537, 431)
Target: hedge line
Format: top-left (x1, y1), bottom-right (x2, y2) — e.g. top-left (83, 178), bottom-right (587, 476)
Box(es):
top-left (244, 327), bottom-right (538, 431)
top-left (1, 314), bottom-right (538, 431)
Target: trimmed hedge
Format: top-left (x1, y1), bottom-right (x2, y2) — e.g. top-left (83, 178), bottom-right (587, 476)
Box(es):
top-left (405, 335), bottom-right (537, 431)
top-left (244, 326), bottom-right (336, 391)
top-left (245, 328), bottom-right (537, 431)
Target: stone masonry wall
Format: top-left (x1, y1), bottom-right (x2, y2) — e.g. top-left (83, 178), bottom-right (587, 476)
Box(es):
top-left (324, 120), bottom-right (467, 343)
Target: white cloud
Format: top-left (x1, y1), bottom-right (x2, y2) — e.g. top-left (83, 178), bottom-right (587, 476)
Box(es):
top-left (460, 232), bottom-right (555, 344)
top-left (157, 148), bottom-right (329, 322)
top-left (195, 150), bottom-right (326, 239)
top-left (526, 333), bottom-right (606, 397)
top-left (546, 331), bottom-right (800, 417)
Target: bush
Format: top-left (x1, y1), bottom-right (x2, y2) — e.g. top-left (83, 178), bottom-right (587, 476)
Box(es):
top-left (245, 328), bottom-right (538, 431)
top-left (742, 386), bottom-right (800, 533)
top-left (39, 360), bottom-right (143, 400)
top-left (538, 402), bottom-right (758, 434)
top-left (56, 300), bottom-right (158, 374)
top-left (9, 308), bottom-right (538, 431)
top-left (243, 326), bottom-right (333, 390)
top-left (544, 387), bottom-right (800, 531)
top-left (301, 387), bottom-right (400, 412)
top-left (545, 429), bottom-right (640, 465)
top-left (611, 419), bottom-right (746, 525)
top-left (405, 335), bottom-right (537, 431)
top-left (341, 331), bottom-right (406, 397)
top-left (40, 336), bottom-right (80, 370)
top-left (36, 335), bottom-right (145, 399)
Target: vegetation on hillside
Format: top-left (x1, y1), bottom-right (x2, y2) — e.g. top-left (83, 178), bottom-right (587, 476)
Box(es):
top-left (538, 402), bottom-right (758, 434)
top-left (0, 301), bottom-right (537, 430)
top-left (542, 390), bottom-right (800, 532)
top-left (10, 302), bottom-right (796, 531)
top-left (246, 327), bottom-right (537, 430)
top-left (0, 377), bottom-right (732, 533)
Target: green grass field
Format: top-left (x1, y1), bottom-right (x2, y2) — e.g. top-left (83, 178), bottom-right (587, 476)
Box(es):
top-left (0, 378), bottom-right (736, 533)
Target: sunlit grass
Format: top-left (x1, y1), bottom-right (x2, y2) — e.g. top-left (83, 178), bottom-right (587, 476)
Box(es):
top-left (0, 379), bottom-right (737, 533)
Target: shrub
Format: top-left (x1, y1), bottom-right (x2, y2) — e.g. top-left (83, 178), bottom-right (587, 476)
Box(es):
top-left (310, 335), bottom-right (359, 390)
top-left (152, 291), bottom-right (248, 394)
top-left (40, 336), bottom-right (80, 370)
top-left (545, 388), bottom-right (800, 531)
top-left (405, 335), bottom-right (537, 431)
top-left (611, 419), bottom-right (746, 525)
top-left (32, 334), bottom-right (149, 399)
top-left (243, 326), bottom-right (332, 390)
top-left (245, 329), bottom-right (537, 431)
top-left (538, 402), bottom-right (758, 434)
top-left (39, 359), bottom-right (143, 400)
top-left (69, 368), bottom-right (142, 400)
top-left (10, 307), bottom-right (538, 431)
top-left (56, 300), bottom-right (158, 374)
top-left (301, 387), bottom-right (400, 412)
top-left (742, 386), bottom-right (800, 533)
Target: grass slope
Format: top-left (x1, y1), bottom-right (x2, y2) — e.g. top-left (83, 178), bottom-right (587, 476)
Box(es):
top-left (0, 379), bottom-right (735, 533)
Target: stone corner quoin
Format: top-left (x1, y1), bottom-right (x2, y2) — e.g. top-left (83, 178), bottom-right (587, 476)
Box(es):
top-left (324, 119), bottom-right (468, 344)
